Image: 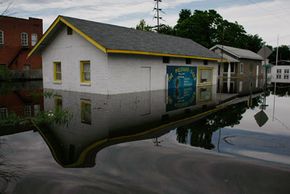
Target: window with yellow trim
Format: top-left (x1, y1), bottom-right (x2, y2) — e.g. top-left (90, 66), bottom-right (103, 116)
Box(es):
top-left (80, 61), bottom-right (91, 83)
top-left (53, 62), bottom-right (62, 81)
top-left (54, 95), bottom-right (62, 111)
top-left (199, 68), bottom-right (213, 84)
top-left (81, 99), bottom-right (91, 124)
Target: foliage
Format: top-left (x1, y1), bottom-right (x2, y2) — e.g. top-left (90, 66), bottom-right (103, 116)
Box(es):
top-left (0, 109), bottom-right (73, 131)
top-left (136, 19), bottom-right (152, 32)
top-left (174, 9), bottom-right (264, 51)
top-left (136, 9), bottom-right (265, 51)
top-left (176, 96), bottom-right (261, 149)
top-left (157, 24), bottom-right (175, 35)
top-left (268, 45), bottom-right (290, 62)
top-left (0, 65), bottom-right (12, 81)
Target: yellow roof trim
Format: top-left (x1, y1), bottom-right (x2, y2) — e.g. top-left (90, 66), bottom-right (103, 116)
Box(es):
top-left (59, 17), bottom-right (107, 53)
top-left (28, 16), bottom-right (107, 58)
top-left (28, 16), bottom-right (62, 58)
top-left (28, 15), bottom-right (218, 61)
top-left (107, 49), bottom-right (219, 61)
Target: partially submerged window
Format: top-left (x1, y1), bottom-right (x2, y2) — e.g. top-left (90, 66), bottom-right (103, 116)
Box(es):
top-left (31, 33), bottom-right (38, 46)
top-left (67, 26), bottom-right (73, 35)
top-left (80, 61), bottom-right (91, 83)
top-left (53, 62), bottom-right (62, 82)
top-left (185, 58), bottom-right (191, 64)
top-left (0, 30), bottom-right (4, 45)
top-left (240, 63), bottom-right (244, 74)
top-left (230, 63), bottom-right (235, 73)
top-left (24, 105), bottom-right (32, 117)
top-left (0, 107), bottom-right (8, 119)
top-left (54, 95), bottom-right (62, 111)
top-left (21, 32), bottom-right (29, 47)
top-left (81, 99), bottom-right (91, 124)
top-left (163, 56), bottom-right (170, 63)
top-left (199, 68), bottom-right (213, 84)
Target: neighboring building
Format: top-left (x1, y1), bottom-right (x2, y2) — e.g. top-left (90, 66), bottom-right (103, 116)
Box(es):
top-left (271, 60), bottom-right (290, 84)
top-left (210, 45), bottom-right (264, 80)
top-left (29, 15), bottom-right (219, 95)
top-left (0, 16), bottom-right (43, 80)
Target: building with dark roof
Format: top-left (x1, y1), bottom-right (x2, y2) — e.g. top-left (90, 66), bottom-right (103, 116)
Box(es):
top-left (210, 45), bottom-right (263, 78)
top-left (30, 15), bottom-right (219, 94)
top-left (0, 16), bottom-right (43, 80)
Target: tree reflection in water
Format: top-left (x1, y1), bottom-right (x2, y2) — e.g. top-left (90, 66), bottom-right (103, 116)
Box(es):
top-left (176, 96), bottom-right (261, 149)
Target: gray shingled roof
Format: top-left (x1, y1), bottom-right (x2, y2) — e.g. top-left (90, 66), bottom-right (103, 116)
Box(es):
top-left (212, 45), bottom-right (263, 61)
top-left (61, 16), bottom-right (219, 59)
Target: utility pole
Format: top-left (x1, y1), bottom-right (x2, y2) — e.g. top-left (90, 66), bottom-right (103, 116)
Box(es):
top-left (154, 0), bottom-right (162, 31)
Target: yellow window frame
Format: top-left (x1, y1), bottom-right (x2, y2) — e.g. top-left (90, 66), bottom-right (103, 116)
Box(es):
top-left (53, 61), bottom-right (62, 82)
top-left (54, 95), bottom-right (62, 110)
top-left (198, 66), bottom-right (213, 85)
top-left (80, 60), bottom-right (91, 83)
top-left (80, 99), bottom-right (91, 124)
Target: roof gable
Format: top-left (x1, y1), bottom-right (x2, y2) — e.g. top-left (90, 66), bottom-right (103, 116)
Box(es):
top-left (211, 45), bottom-right (263, 61)
top-left (29, 15), bottom-right (219, 61)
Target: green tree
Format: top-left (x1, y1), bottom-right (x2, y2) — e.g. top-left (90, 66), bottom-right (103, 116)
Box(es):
top-left (174, 9), bottom-right (264, 51)
top-left (269, 45), bottom-right (290, 62)
top-left (136, 19), bottom-right (152, 32)
top-left (157, 24), bottom-right (175, 35)
top-left (135, 9), bottom-right (265, 51)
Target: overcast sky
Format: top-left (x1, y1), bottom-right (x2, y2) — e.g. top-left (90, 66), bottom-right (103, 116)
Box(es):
top-left (2, 0), bottom-right (290, 46)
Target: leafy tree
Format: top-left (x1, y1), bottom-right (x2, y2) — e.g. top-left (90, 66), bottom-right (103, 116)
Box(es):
top-left (174, 9), bottom-right (264, 51)
top-left (135, 9), bottom-right (265, 51)
top-left (157, 24), bottom-right (175, 35)
top-left (175, 9), bottom-right (223, 48)
top-left (268, 45), bottom-right (290, 62)
top-left (136, 19), bottom-right (152, 32)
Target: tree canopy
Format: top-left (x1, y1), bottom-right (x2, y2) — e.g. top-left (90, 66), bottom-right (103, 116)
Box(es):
top-left (174, 9), bottom-right (264, 52)
top-left (135, 9), bottom-right (265, 52)
top-left (268, 45), bottom-right (290, 62)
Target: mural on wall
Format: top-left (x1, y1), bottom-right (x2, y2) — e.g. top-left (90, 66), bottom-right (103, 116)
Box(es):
top-left (166, 66), bottom-right (197, 111)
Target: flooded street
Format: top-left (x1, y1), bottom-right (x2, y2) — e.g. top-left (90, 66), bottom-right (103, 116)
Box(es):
top-left (1, 80), bottom-right (290, 193)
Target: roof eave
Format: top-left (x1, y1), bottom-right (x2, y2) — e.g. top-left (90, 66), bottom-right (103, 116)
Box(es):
top-left (28, 15), bottom-right (219, 61)
top-left (107, 49), bottom-right (219, 61)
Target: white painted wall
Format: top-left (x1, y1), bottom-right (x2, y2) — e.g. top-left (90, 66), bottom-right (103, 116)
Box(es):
top-left (271, 66), bottom-right (290, 83)
top-left (42, 25), bottom-right (109, 94)
top-left (107, 54), bottom-right (218, 94)
top-left (42, 24), bottom-right (218, 94)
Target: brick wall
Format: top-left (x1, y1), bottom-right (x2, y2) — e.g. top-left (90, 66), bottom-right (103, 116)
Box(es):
top-left (0, 16), bottom-right (43, 71)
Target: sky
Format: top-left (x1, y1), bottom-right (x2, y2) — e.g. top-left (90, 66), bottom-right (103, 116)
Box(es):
top-left (1, 0), bottom-right (290, 46)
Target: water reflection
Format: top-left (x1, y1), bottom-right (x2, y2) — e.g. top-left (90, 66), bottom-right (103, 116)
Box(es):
top-left (0, 77), bottom-right (267, 168)
top-left (40, 86), bottom-right (222, 167)
top-left (176, 95), bottom-right (261, 149)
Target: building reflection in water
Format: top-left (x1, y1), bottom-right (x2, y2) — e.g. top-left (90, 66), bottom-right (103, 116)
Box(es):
top-left (39, 78), bottom-right (265, 167)
top-left (0, 77), bottom-right (265, 168)
top-left (41, 85), bottom-right (221, 167)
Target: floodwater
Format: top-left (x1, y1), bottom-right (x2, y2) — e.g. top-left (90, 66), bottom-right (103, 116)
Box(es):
top-left (1, 79), bottom-right (290, 194)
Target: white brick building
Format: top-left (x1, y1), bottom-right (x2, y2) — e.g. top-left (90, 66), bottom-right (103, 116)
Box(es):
top-left (29, 16), bottom-right (219, 94)
top-left (271, 61), bottom-right (290, 83)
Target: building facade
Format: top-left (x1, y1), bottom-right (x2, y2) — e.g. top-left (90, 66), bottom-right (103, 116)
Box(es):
top-left (210, 45), bottom-right (264, 79)
top-left (0, 16), bottom-right (43, 80)
top-left (30, 16), bottom-right (219, 95)
top-left (271, 60), bottom-right (290, 84)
